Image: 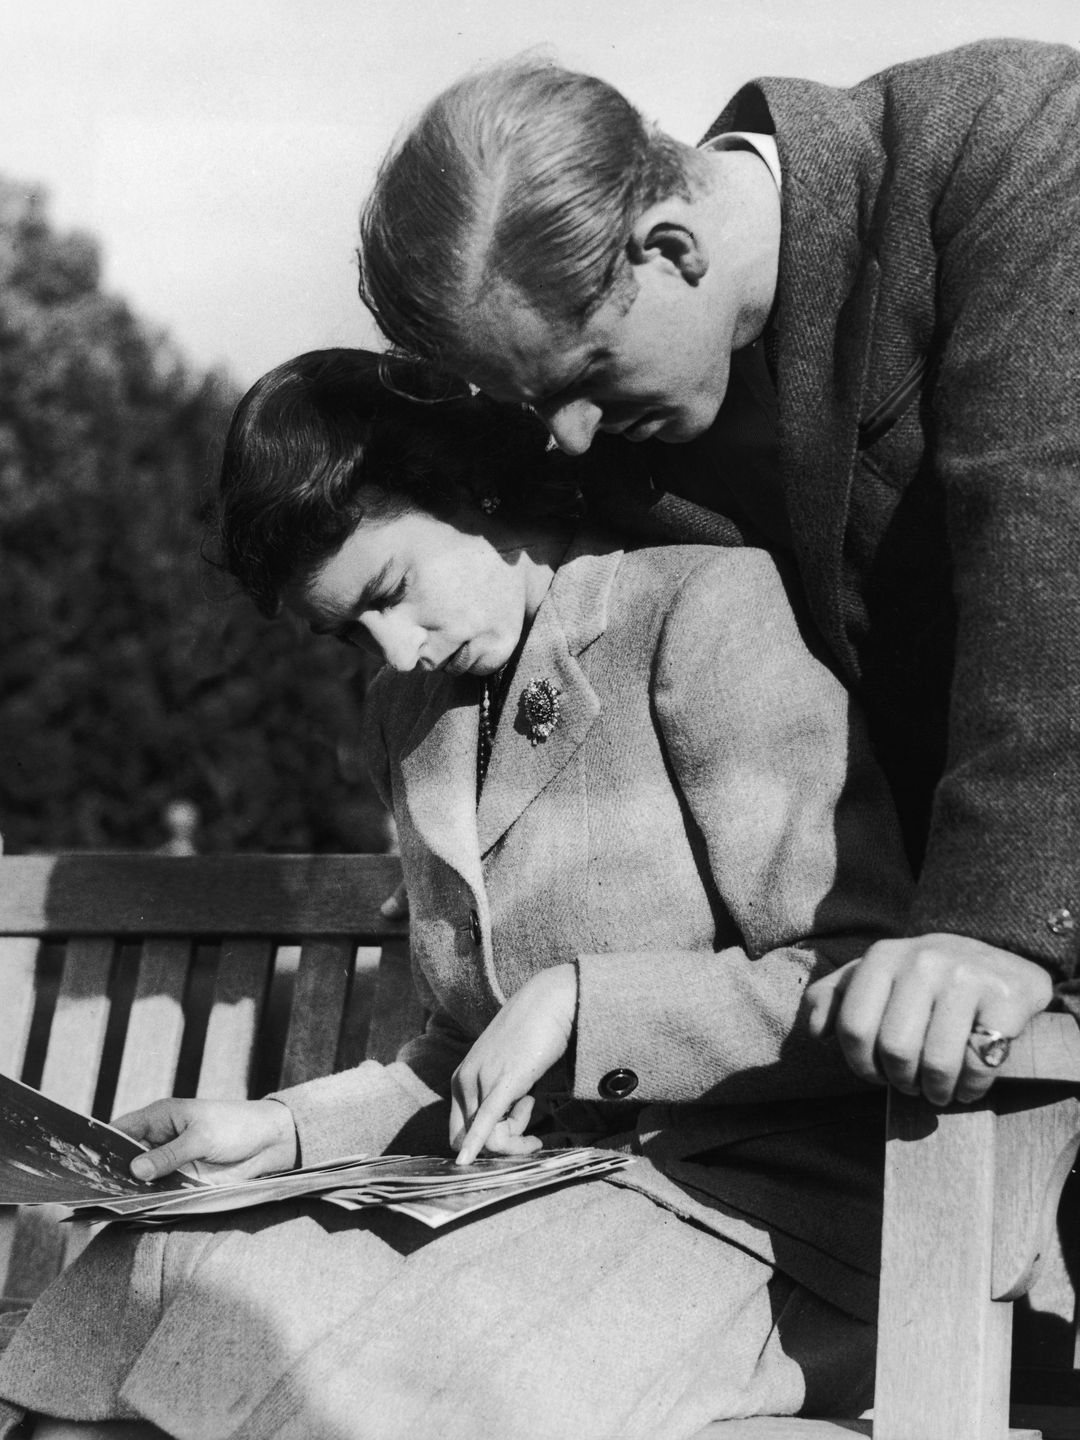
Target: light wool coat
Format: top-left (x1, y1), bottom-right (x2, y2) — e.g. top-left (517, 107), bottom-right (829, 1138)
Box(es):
top-left (278, 533), bottom-right (912, 1321)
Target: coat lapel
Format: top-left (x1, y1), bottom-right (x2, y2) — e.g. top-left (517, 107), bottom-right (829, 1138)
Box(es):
top-left (713, 78), bottom-right (884, 678)
top-left (771, 79), bottom-right (885, 677)
top-left (398, 673), bottom-right (485, 894)
top-left (475, 537), bottom-right (620, 857)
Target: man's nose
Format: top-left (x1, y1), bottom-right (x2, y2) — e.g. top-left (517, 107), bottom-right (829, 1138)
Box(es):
top-left (362, 613), bottom-right (421, 672)
top-left (538, 398), bottom-right (602, 456)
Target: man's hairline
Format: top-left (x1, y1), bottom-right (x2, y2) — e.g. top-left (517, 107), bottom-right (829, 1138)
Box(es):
top-left (452, 137), bottom-right (717, 352)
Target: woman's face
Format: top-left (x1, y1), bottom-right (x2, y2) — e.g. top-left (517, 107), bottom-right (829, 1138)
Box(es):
top-left (290, 505), bottom-right (533, 676)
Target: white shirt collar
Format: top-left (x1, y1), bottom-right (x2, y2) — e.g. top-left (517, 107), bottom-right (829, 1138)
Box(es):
top-left (703, 131), bottom-right (781, 192)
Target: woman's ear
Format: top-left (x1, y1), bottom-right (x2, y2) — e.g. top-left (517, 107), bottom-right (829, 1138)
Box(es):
top-left (626, 206), bottom-right (709, 285)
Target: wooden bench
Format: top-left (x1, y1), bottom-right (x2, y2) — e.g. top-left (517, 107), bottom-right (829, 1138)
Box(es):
top-left (875, 1017), bottom-right (1080, 1440)
top-left (0, 850), bottom-right (416, 1307)
top-left (0, 850), bottom-right (1078, 1439)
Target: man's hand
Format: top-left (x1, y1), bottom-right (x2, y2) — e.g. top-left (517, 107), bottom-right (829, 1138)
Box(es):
top-left (115, 1097), bottom-right (299, 1183)
top-left (802, 933), bottom-right (1054, 1105)
top-left (449, 964), bottom-right (577, 1165)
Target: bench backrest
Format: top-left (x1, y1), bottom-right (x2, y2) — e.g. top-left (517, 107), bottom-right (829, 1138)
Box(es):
top-left (4, 851), bottom-right (1080, 1436)
top-left (0, 851), bottom-right (415, 1302)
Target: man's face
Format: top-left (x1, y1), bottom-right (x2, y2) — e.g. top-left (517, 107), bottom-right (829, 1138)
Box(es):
top-left (460, 260), bottom-right (735, 456)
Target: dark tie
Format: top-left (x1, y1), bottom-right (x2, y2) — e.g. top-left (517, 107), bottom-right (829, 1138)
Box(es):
top-left (647, 338), bottom-right (790, 551)
top-left (578, 336), bottom-right (787, 551)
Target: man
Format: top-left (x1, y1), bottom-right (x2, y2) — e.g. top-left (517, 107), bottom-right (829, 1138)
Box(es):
top-left (356, 40), bottom-right (1079, 1103)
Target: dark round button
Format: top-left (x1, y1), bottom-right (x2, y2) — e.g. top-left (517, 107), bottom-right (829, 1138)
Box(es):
top-left (468, 909), bottom-right (482, 944)
top-left (598, 1068), bottom-right (638, 1100)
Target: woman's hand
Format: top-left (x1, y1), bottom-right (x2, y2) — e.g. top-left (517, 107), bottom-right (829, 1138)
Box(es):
top-left (449, 964), bottom-right (577, 1166)
top-left (801, 933), bottom-right (1054, 1105)
top-left (115, 1097), bottom-right (299, 1183)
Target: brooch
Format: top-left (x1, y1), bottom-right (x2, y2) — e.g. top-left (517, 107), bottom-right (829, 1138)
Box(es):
top-left (521, 678), bottom-right (562, 745)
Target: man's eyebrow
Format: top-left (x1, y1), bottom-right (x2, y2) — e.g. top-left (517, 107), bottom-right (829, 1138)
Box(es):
top-left (530, 358), bottom-right (596, 408)
top-left (522, 348), bottom-right (610, 409)
top-left (310, 560), bottom-right (395, 634)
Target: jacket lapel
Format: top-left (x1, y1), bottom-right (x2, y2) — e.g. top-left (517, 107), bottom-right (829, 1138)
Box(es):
top-left (777, 193), bottom-right (880, 678)
top-left (398, 673), bottom-right (485, 894)
top-left (712, 78), bottom-right (884, 678)
top-left (772, 79), bottom-right (884, 677)
top-left (475, 537), bottom-right (620, 857)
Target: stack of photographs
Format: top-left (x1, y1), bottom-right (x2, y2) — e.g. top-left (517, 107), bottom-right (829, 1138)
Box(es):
top-left (0, 1072), bottom-right (630, 1229)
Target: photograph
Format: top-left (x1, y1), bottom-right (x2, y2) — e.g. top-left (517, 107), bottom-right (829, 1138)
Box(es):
top-left (0, 2), bottom-right (1077, 1436)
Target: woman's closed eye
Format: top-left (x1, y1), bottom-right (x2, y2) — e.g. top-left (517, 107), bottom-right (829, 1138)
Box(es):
top-left (330, 577), bottom-right (408, 646)
top-left (367, 575), bottom-right (408, 612)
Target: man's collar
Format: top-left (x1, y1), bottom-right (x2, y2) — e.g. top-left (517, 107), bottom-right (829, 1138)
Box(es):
top-left (703, 131), bottom-right (782, 193)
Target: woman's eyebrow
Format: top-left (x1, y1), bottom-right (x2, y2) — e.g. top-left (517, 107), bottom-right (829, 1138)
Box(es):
top-left (353, 560), bottom-right (398, 612)
top-left (310, 560), bottom-right (396, 634)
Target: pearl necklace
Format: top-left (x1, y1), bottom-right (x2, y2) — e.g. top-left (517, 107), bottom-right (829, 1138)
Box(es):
top-left (476, 668), bottom-right (506, 801)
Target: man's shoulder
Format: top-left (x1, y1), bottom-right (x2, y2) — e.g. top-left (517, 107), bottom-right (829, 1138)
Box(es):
top-left (706, 38), bottom-right (1078, 146)
top-left (852, 39), bottom-right (1080, 133)
top-left (866, 37), bottom-right (1078, 94)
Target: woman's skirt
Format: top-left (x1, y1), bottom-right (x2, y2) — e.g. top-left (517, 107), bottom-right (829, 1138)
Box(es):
top-left (0, 1174), bottom-right (873, 1440)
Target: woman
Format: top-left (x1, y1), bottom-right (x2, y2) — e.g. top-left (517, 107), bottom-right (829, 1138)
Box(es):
top-left (0, 350), bottom-right (913, 1440)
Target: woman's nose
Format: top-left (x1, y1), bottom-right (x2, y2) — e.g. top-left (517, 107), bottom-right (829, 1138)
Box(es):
top-left (362, 613), bottom-right (422, 672)
top-left (537, 398), bottom-right (602, 456)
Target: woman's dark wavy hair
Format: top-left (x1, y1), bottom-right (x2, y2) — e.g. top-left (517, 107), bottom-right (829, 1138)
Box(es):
top-left (213, 348), bottom-right (579, 617)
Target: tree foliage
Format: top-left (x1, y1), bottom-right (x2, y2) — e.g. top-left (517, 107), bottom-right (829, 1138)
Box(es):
top-left (0, 180), bottom-right (388, 855)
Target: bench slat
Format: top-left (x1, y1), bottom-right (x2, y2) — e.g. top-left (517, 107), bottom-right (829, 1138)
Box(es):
top-left (4, 937), bottom-right (114, 1290)
top-left (999, 1012), bottom-right (1080, 1083)
top-left (110, 939), bottom-right (191, 1118)
top-left (278, 938), bottom-right (354, 1089)
top-left (0, 854), bottom-right (404, 938)
top-left (196, 939), bottom-right (275, 1100)
top-left (39, 938), bottom-right (115, 1114)
top-left (0, 939), bottom-right (42, 1300)
top-left (365, 938), bottom-right (425, 1065)
top-left (334, 945), bottom-right (382, 1072)
top-left (0, 937), bottom-right (41, 1078)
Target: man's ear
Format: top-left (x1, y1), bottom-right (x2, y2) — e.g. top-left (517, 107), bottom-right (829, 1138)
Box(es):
top-left (626, 205), bottom-right (709, 285)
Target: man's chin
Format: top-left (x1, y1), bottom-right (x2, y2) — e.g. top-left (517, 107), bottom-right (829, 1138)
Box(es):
top-left (616, 405), bottom-right (717, 446)
top-left (653, 415), bottom-right (711, 445)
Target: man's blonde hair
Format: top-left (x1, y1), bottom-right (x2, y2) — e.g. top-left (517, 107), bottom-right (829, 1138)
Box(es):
top-left (357, 58), bottom-right (692, 367)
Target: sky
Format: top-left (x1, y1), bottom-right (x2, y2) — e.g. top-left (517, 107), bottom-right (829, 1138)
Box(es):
top-left (3, 0), bottom-right (1075, 390)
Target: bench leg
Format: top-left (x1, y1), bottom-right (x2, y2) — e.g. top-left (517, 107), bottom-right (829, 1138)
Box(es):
top-left (874, 1094), bottom-right (1013, 1440)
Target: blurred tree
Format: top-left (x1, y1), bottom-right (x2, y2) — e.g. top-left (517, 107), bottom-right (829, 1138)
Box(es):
top-left (0, 179), bottom-right (389, 855)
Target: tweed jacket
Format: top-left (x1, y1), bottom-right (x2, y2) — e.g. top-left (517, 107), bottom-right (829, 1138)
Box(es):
top-left (589, 40), bottom-right (1080, 981)
top-left (278, 534), bottom-right (912, 1320)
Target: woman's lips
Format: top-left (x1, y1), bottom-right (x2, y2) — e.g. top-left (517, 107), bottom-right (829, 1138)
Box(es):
top-left (442, 642), bottom-right (471, 675)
